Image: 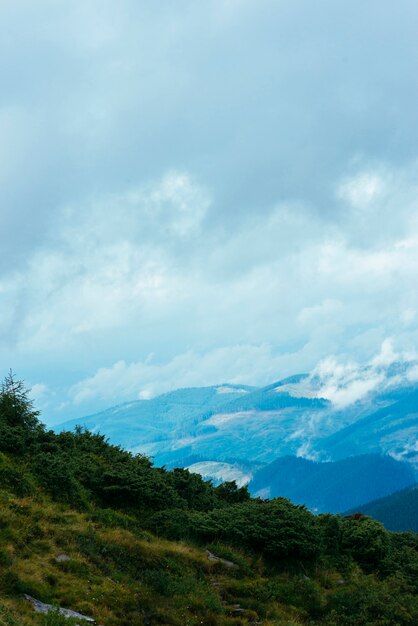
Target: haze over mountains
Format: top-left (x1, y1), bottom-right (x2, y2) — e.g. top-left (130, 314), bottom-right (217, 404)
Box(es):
top-left (56, 360), bottom-right (418, 520)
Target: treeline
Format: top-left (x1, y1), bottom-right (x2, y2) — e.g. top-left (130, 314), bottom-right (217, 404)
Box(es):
top-left (1, 373), bottom-right (418, 625)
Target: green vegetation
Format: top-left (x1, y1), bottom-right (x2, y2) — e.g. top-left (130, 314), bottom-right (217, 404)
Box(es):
top-left (0, 373), bottom-right (417, 625)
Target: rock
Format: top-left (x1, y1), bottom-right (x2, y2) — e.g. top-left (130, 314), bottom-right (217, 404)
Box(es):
top-left (230, 604), bottom-right (245, 617)
top-left (24, 595), bottom-right (95, 622)
top-left (206, 550), bottom-right (238, 568)
top-left (55, 554), bottom-right (71, 563)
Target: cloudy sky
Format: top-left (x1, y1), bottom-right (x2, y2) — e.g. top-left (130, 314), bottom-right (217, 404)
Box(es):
top-left (1, 0), bottom-right (418, 423)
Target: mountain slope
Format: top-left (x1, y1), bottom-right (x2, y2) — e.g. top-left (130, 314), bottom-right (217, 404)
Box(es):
top-left (56, 384), bottom-right (257, 455)
top-left (319, 387), bottom-right (418, 466)
top-left (345, 484), bottom-right (418, 532)
top-left (249, 454), bottom-right (417, 513)
top-left (56, 377), bottom-right (331, 467)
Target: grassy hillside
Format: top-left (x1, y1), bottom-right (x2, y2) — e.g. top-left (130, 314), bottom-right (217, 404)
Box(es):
top-left (1, 374), bottom-right (418, 625)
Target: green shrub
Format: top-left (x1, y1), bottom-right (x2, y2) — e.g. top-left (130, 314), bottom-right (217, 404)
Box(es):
top-left (340, 516), bottom-right (390, 571)
top-left (0, 454), bottom-right (32, 496)
top-left (190, 498), bottom-right (321, 563)
top-left (322, 573), bottom-right (418, 625)
top-left (147, 508), bottom-right (193, 540)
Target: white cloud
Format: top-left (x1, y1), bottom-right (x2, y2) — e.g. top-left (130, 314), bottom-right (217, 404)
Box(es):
top-left (7, 170), bottom-right (208, 353)
top-left (30, 383), bottom-right (49, 402)
top-left (29, 383), bottom-right (56, 415)
top-left (370, 338), bottom-right (399, 368)
top-left (298, 299), bottom-right (343, 324)
top-left (69, 344), bottom-right (286, 410)
top-left (65, 335), bottom-right (418, 419)
top-left (338, 171), bottom-right (385, 209)
top-left (401, 308), bottom-right (416, 326)
top-left (1, 1), bottom-right (418, 421)
top-left (310, 340), bottom-right (418, 409)
top-left (8, 158), bottom-right (418, 422)
top-left (318, 375), bottom-right (384, 409)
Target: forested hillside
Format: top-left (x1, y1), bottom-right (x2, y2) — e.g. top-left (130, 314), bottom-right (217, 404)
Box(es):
top-left (1, 374), bottom-right (418, 625)
top-left (346, 485), bottom-right (418, 532)
top-left (249, 454), bottom-right (416, 512)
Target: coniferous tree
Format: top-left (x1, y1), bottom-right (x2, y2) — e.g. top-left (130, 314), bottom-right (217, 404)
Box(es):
top-left (0, 370), bottom-right (43, 453)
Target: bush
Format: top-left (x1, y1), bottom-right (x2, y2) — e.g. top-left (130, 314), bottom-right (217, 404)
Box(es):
top-left (0, 454), bottom-right (32, 497)
top-left (190, 498), bottom-right (321, 563)
top-left (340, 516), bottom-right (390, 571)
top-left (30, 454), bottom-right (87, 507)
top-left (147, 508), bottom-right (193, 540)
top-left (322, 573), bottom-right (418, 625)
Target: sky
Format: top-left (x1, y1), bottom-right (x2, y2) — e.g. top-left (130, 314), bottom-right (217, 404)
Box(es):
top-left (1, 0), bottom-right (418, 424)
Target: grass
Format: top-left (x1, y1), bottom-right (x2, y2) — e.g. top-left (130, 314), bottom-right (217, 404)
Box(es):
top-left (1, 487), bottom-right (417, 625)
top-left (0, 490), bottom-right (283, 625)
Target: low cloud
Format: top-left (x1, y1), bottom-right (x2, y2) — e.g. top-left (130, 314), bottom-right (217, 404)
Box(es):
top-left (68, 344), bottom-right (288, 413)
top-left (63, 337), bottom-right (418, 423)
top-left (311, 339), bottom-right (418, 409)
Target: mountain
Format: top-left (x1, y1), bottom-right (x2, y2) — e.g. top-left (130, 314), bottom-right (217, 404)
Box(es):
top-left (155, 377), bottom-right (330, 467)
top-left (249, 454), bottom-right (417, 513)
top-left (345, 484), bottom-right (418, 532)
top-left (55, 376), bottom-right (334, 468)
top-left (56, 384), bottom-right (258, 456)
top-left (57, 371), bottom-right (418, 469)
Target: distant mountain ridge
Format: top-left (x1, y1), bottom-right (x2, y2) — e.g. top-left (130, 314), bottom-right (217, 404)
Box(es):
top-left (249, 454), bottom-right (417, 513)
top-left (56, 372), bottom-right (418, 468)
top-left (57, 384), bottom-right (257, 454)
top-left (55, 368), bottom-right (418, 513)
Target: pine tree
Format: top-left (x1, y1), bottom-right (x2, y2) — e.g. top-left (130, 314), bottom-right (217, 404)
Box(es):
top-left (0, 370), bottom-right (43, 452)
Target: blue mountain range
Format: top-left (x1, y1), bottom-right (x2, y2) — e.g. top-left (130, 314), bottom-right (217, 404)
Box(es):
top-left (55, 371), bottom-right (418, 517)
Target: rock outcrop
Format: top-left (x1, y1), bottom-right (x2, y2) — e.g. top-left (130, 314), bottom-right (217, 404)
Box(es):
top-left (24, 594), bottom-right (95, 622)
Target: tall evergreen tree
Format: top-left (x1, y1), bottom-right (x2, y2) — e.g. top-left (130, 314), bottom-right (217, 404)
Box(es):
top-left (0, 370), bottom-right (43, 452)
